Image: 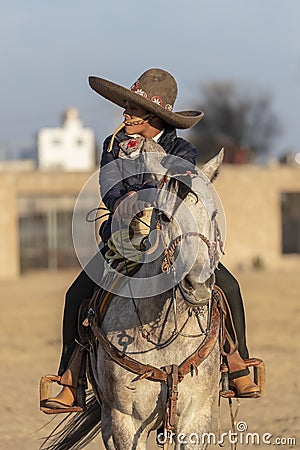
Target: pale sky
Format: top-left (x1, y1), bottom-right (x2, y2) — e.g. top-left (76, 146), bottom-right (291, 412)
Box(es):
top-left (1, 0), bottom-right (299, 160)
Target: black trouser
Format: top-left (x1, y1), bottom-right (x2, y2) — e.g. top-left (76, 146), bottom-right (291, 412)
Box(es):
top-left (215, 263), bottom-right (249, 360)
top-left (58, 251), bottom-right (104, 375)
top-left (58, 259), bottom-right (249, 375)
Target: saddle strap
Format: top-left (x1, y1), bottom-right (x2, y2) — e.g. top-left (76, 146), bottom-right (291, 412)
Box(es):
top-left (91, 295), bottom-right (220, 384)
top-left (165, 364), bottom-right (179, 431)
top-left (91, 321), bottom-right (168, 382)
top-left (178, 295), bottom-right (220, 380)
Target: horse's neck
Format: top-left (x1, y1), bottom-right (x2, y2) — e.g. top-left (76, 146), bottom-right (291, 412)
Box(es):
top-left (102, 257), bottom-right (212, 366)
top-left (134, 259), bottom-right (174, 322)
top-left (103, 258), bottom-right (190, 334)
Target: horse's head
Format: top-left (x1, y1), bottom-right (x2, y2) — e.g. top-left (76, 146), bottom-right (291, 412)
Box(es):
top-left (153, 149), bottom-right (225, 305)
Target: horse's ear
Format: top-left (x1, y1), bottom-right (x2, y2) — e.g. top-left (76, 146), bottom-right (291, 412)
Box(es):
top-left (200, 148), bottom-right (224, 183)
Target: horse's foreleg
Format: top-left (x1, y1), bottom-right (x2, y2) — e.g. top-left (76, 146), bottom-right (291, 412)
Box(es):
top-left (110, 408), bottom-right (147, 450)
top-left (175, 401), bottom-right (215, 450)
top-left (102, 432), bottom-right (116, 450)
top-left (101, 403), bottom-right (116, 450)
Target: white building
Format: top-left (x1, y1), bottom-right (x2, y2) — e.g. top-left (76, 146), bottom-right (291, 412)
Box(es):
top-left (38, 108), bottom-right (95, 171)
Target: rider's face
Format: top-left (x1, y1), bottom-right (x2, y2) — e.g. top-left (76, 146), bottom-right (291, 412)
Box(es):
top-left (123, 103), bottom-right (151, 136)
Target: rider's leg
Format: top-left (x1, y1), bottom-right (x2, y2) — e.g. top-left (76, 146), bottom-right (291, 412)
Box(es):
top-left (45, 249), bottom-right (105, 409)
top-left (215, 263), bottom-right (248, 360)
top-left (215, 263), bottom-right (261, 397)
top-left (58, 268), bottom-right (98, 376)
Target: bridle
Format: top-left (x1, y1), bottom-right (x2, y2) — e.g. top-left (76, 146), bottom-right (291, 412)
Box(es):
top-left (155, 174), bottom-right (224, 274)
top-left (160, 230), bottom-right (213, 274)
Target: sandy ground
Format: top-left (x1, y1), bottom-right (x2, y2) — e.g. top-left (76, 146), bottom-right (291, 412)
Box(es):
top-left (0, 267), bottom-right (299, 450)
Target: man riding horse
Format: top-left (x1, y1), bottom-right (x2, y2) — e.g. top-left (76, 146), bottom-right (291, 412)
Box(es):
top-left (41, 68), bottom-right (260, 413)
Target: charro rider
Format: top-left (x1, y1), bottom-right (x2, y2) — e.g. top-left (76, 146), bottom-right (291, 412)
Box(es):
top-left (41, 68), bottom-right (260, 412)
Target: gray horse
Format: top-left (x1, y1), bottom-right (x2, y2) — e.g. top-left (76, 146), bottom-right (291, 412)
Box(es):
top-left (43, 150), bottom-right (224, 450)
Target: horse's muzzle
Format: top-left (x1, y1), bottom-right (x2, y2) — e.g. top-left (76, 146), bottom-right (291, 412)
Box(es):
top-left (179, 274), bottom-right (215, 306)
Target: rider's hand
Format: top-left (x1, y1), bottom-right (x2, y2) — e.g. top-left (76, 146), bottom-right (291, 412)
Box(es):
top-left (113, 191), bottom-right (148, 220)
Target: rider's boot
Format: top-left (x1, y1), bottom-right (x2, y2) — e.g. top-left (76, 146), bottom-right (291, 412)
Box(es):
top-left (42, 345), bottom-right (84, 411)
top-left (44, 385), bottom-right (76, 409)
top-left (227, 351), bottom-right (261, 398)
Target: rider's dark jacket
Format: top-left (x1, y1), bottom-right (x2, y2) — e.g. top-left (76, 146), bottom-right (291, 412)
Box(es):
top-left (99, 127), bottom-right (198, 242)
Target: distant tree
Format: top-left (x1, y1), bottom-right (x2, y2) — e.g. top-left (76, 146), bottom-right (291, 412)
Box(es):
top-left (189, 81), bottom-right (281, 163)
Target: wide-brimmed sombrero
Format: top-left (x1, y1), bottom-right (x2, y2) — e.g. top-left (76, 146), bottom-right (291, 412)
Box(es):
top-left (88, 68), bottom-right (204, 129)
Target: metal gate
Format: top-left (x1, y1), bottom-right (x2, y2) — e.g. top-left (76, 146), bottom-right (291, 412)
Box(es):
top-left (18, 195), bottom-right (79, 271)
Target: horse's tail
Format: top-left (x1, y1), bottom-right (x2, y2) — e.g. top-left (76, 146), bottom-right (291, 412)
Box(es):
top-left (40, 392), bottom-right (101, 450)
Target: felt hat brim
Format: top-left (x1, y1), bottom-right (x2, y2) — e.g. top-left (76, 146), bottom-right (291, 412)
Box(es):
top-left (89, 76), bottom-right (204, 129)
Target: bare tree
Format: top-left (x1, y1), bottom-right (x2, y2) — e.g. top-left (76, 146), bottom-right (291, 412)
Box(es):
top-left (189, 81), bottom-right (281, 163)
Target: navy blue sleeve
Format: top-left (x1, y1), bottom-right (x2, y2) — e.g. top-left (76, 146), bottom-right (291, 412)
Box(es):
top-left (162, 137), bottom-right (197, 174)
top-left (99, 136), bottom-right (127, 212)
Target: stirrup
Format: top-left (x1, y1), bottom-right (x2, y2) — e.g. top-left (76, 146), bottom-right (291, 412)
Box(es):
top-left (219, 357), bottom-right (266, 399)
top-left (40, 374), bottom-right (83, 415)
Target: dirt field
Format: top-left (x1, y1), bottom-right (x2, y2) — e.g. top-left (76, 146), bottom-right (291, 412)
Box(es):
top-left (0, 267), bottom-right (299, 449)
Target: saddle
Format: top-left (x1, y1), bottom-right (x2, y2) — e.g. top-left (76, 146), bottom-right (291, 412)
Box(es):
top-left (40, 226), bottom-right (265, 415)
